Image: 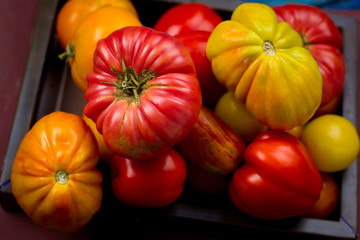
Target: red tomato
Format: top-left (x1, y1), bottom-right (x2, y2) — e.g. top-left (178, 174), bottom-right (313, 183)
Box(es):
top-left (304, 172), bottom-right (339, 219)
top-left (176, 31), bottom-right (227, 108)
top-left (274, 4), bottom-right (345, 115)
top-left (110, 148), bottom-right (187, 207)
top-left (84, 26), bottom-right (202, 161)
top-left (154, 3), bottom-right (223, 36)
top-left (228, 130), bottom-right (322, 220)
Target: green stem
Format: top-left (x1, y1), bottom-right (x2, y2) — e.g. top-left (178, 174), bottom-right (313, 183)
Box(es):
top-left (58, 42), bottom-right (75, 63)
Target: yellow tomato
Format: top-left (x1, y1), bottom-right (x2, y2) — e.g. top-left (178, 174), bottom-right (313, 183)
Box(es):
top-left (301, 114), bottom-right (360, 172)
top-left (215, 91), bottom-right (267, 144)
top-left (56, 0), bottom-right (138, 50)
top-left (65, 6), bottom-right (142, 92)
top-left (83, 115), bottom-right (114, 163)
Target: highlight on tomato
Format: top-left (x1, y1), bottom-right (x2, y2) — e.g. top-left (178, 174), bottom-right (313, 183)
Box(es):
top-left (10, 111), bottom-right (103, 233)
top-left (84, 26), bottom-right (202, 161)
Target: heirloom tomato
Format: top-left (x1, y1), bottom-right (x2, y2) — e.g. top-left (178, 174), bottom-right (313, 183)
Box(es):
top-left (206, 3), bottom-right (322, 130)
top-left (301, 114), bottom-right (360, 172)
top-left (111, 148), bottom-right (187, 207)
top-left (274, 4), bottom-right (345, 116)
top-left (304, 172), bottom-right (339, 219)
top-left (214, 91), bottom-right (267, 144)
top-left (84, 26), bottom-right (202, 161)
top-left (175, 31), bottom-right (227, 108)
top-left (11, 111), bottom-right (102, 233)
top-left (176, 106), bottom-right (245, 175)
top-left (154, 2), bottom-right (223, 36)
top-left (60, 6), bottom-right (142, 92)
top-left (56, 0), bottom-right (138, 50)
top-left (229, 130), bottom-right (322, 220)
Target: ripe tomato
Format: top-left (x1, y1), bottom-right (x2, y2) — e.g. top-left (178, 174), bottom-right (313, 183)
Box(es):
top-left (153, 2), bottom-right (223, 36)
top-left (111, 148), bottom-right (187, 207)
top-left (214, 91), bottom-right (267, 144)
top-left (11, 111), bottom-right (103, 233)
top-left (175, 31), bottom-right (227, 108)
top-left (301, 114), bottom-right (360, 172)
top-left (304, 172), bottom-right (339, 219)
top-left (84, 26), bottom-right (202, 161)
top-left (62, 6), bottom-right (142, 92)
top-left (56, 0), bottom-right (138, 50)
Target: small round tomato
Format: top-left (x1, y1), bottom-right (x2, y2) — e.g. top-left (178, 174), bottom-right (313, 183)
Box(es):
top-left (62, 6), bottom-right (142, 92)
top-left (304, 172), bottom-right (339, 219)
top-left (175, 31), bottom-right (227, 108)
top-left (153, 2), bottom-right (223, 36)
top-left (56, 0), bottom-right (138, 50)
top-left (111, 148), bottom-right (187, 207)
top-left (301, 114), bottom-right (360, 172)
top-left (214, 91), bottom-right (267, 144)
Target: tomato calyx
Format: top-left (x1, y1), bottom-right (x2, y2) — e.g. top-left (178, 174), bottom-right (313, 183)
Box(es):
top-left (55, 170), bottom-right (69, 185)
top-left (58, 42), bottom-right (75, 63)
top-left (103, 60), bottom-right (156, 106)
top-left (263, 40), bottom-right (276, 56)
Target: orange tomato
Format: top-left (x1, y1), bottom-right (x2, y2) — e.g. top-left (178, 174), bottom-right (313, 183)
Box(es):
top-left (83, 114), bottom-right (114, 164)
top-left (11, 111), bottom-right (103, 233)
top-left (56, 0), bottom-right (138, 50)
top-left (63, 6), bottom-right (142, 92)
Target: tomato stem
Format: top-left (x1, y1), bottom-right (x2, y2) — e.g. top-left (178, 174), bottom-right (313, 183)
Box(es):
top-left (55, 170), bottom-right (69, 185)
top-left (58, 43), bottom-right (75, 63)
top-left (102, 59), bottom-right (156, 106)
top-left (263, 40), bottom-right (276, 56)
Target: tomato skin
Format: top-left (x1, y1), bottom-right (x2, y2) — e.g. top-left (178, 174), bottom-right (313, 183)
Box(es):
top-left (56, 0), bottom-right (138, 50)
top-left (175, 31), bottom-right (227, 108)
top-left (154, 3), bottom-right (223, 36)
top-left (274, 4), bottom-right (345, 115)
top-left (304, 172), bottom-right (339, 219)
top-left (68, 6), bottom-right (142, 92)
top-left (206, 3), bottom-right (322, 130)
top-left (10, 111), bottom-right (103, 233)
top-left (84, 26), bottom-right (202, 161)
top-left (110, 148), bottom-right (187, 207)
top-left (228, 130), bottom-right (322, 220)
top-left (176, 106), bottom-right (245, 175)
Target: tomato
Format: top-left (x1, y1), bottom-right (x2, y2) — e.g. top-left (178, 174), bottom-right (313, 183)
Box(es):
top-left (274, 4), bottom-right (345, 116)
top-left (206, 3), bottom-right (322, 130)
top-left (304, 172), bottom-right (339, 219)
top-left (153, 2), bottom-right (223, 36)
top-left (56, 0), bottom-right (138, 50)
top-left (175, 31), bottom-right (226, 109)
top-left (214, 91), bottom-right (267, 144)
top-left (228, 130), bottom-right (322, 220)
top-left (111, 148), bottom-right (187, 207)
top-left (60, 6), bottom-right (142, 92)
top-left (301, 114), bottom-right (360, 172)
top-left (176, 106), bottom-right (245, 175)
top-left (10, 111), bottom-right (102, 233)
top-left (84, 26), bottom-right (202, 161)
top-left (83, 115), bottom-right (114, 164)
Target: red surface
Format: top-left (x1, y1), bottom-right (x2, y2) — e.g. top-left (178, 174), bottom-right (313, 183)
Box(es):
top-left (0, 1), bottom-right (359, 239)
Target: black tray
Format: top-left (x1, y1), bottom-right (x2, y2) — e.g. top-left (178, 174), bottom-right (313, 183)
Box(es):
top-left (0, 0), bottom-right (358, 239)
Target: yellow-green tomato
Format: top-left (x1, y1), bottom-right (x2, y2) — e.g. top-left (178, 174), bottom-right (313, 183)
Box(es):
top-left (215, 91), bottom-right (267, 144)
top-left (301, 114), bottom-right (360, 172)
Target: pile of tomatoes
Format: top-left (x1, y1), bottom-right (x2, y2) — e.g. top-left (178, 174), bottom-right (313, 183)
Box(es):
top-left (9, 0), bottom-right (360, 233)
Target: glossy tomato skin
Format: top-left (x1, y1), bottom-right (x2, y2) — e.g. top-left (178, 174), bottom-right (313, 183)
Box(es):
top-left (111, 148), bottom-right (187, 207)
top-left (84, 26), bottom-right (202, 161)
top-left (55, 0), bottom-right (138, 50)
top-left (274, 4), bottom-right (345, 115)
top-left (68, 6), bottom-right (142, 92)
top-left (176, 31), bottom-right (227, 108)
top-left (228, 130), bottom-right (322, 220)
top-left (11, 111), bottom-right (102, 233)
top-left (176, 106), bottom-right (245, 175)
top-left (154, 3), bottom-right (223, 36)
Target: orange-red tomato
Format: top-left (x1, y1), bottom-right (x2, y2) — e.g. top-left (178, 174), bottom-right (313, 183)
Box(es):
top-left (11, 111), bottom-right (103, 233)
top-left (56, 0), bottom-right (138, 50)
